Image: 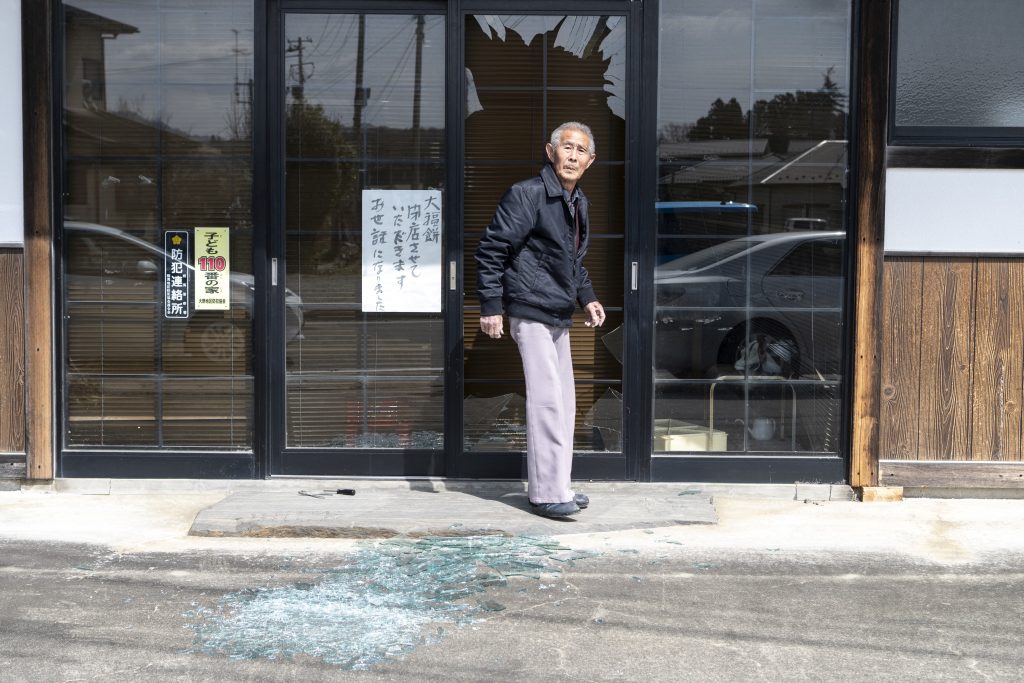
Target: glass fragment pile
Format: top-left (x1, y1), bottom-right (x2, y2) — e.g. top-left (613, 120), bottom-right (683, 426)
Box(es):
top-left (188, 536), bottom-right (596, 669)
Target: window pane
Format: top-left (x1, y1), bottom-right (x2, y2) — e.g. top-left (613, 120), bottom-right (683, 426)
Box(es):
top-left (654, 0), bottom-right (850, 455)
top-left (283, 13), bottom-right (446, 450)
top-left (63, 0), bottom-right (255, 450)
top-left (895, 0), bottom-right (1024, 129)
top-left (287, 378), bottom-right (444, 449)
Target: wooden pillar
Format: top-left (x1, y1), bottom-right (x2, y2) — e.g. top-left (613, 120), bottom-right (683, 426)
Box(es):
top-left (849, 0), bottom-right (891, 488)
top-left (22, 0), bottom-right (54, 480)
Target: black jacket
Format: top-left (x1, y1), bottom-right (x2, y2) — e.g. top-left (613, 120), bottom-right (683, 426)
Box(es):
top-left (475, 164), bottom-right (597, 327)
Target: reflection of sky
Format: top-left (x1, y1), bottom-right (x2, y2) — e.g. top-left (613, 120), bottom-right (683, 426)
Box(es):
top-left (658, 0), bottom-right (852, 127)
top-left (79, 0), bottom-right (854, 136)
top-left (288, 15), bottom-right (446, 130)
top-left (84, 3), bottom-right (448, 137)
top-left (72, 1), bottom-right (254, 137)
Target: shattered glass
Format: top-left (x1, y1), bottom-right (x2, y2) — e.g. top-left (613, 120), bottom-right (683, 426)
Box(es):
top-left (328, 431), bottom-right (445, 450)
top-left (187, 536), bottom-right (597, 670)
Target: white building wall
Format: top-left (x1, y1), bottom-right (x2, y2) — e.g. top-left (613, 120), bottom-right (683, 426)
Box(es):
top-left (0, 0), bottom-right (23, 247)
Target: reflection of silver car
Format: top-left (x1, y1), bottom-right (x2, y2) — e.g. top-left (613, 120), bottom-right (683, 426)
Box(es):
top-left (655, 231), bottom-right (845, 378)
top-left (65, 221), bottom-right (304, 360)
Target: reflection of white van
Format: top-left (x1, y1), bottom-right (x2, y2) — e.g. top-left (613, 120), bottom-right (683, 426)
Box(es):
top-left (783, 217), bottom-right (828, 231)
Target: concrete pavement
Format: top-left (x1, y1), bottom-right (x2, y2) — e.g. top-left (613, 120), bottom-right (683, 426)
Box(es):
top-left (187, 483), bottom-right (719, 538)
top-left (3, 481), bottom-right (1024, 680)
top-left (0, 479), bottom-right (1021, 563)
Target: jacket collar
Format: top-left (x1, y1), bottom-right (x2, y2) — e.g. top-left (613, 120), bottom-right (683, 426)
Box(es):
top-left (540, 164), bottom-right (588, 226)
top-left (541, 163), bottom-right (567, 199)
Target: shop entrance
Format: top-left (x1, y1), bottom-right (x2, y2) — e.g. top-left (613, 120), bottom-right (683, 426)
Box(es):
top-left (268, 4), bottom-right (637, 477)
top-left (55, 0), bottom-right (853, 483)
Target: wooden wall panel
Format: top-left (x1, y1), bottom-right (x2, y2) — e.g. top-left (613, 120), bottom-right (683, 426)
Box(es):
top-left (880, 461), bottom-right (1024, 488)
top-left (970, 260), bottom-right (1024, 461)
top-left (881, 256), bottom-right (1024, 465)
top-left (0, 250), bottom-right (26, 455)
top-left (917, 258), bottom-right (975, 460)
top-left (879, 258), bottom-right (922, 459)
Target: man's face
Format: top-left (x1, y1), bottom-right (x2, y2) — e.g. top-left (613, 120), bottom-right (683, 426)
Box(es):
top-left (545, 128), bottom-right (595, 190)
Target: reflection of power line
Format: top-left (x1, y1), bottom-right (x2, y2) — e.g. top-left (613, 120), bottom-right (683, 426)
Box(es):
top-left (318, 15), bottom-right (355, 64)
top-left (310, 17), bottom-right (332, 56)
top-left (365, 32), bottom-right (414, 120)
top-left (303, 20), bottom-right (414, 101)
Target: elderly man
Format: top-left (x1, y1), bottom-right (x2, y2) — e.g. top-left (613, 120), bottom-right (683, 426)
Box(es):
top-left (475, 121), bottom-right (606, 518)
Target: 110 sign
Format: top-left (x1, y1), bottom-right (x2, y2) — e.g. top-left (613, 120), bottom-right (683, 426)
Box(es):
top-left (198, 256), bottom-right (227, 271)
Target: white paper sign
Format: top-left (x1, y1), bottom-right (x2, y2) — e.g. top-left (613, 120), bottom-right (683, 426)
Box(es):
top-left (362, 189), bottom-right (442, 312)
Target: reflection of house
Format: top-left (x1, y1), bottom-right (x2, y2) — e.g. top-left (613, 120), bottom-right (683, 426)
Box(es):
top-left (659, 138), bottom-right (847, 231)
top-left (63, 7), bottom-right (248, 235)
top-left (749, 140), bottom-right (847, 231)
top-left (65, 8), bottom-right (192, 229)
top-left (64, 6), bottom-right (138, 112)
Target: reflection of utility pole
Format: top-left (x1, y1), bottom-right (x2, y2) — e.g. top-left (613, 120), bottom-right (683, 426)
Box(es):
top-left (353, 15), bottom-right (369, 189)
top-left (353, 14), bottom-right (369, 426)
top-left (230, 29), bottom-right (252, 140)
top-left (353, 16), bottom-right (366, 131)
top-left (286, 36), bottom-right (315, 100)
top-left (412, 15), bottom-right (424, 186)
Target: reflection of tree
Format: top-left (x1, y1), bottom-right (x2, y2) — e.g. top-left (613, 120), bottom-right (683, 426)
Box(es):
top-left (286, 98), bottom-right (359, 268)
top-left (748, 68), bottom-right (846, 145)
top-left (658, 122), bottom-right (692, 144)
top-left (688, 97), bottom-right (747, 141)
top-left (681, 70), bottom-right (846, 145)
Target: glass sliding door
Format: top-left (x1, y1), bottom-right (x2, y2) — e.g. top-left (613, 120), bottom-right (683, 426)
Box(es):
top-left (652, 0), bottom-right (851, 473)
top-left (274, 10), bottom-right (447, 475)
top-left (461, 13), bottom-right (628, 477)
top-left (60, 0), bottom-right (258, 476)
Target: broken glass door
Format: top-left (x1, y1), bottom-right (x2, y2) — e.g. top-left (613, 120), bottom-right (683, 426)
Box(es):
top-left (460, 13), bottom-right (628, 476)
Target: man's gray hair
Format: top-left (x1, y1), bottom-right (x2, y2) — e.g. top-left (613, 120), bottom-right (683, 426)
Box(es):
top-left (549, 121), bottom-right (596, 156)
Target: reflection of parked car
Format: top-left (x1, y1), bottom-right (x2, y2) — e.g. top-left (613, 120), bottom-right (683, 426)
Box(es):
top-left (65, 221), bottom-right (304, 360)
top-left (656, 200), bottom-right (758, 264)
top-left (654, 231), bottom-right (845, 378)
top-left (783, 217), bottom-right (828, 231)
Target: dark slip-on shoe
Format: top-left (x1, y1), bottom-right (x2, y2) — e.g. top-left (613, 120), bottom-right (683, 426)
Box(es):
top-left (529, 501), bottom-right (580, 518)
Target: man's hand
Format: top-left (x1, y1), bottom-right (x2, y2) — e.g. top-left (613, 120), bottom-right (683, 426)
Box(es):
top-left (480, 314), bottom-right (504, 339)
top-left (584, 301), bottom-right (606, 328)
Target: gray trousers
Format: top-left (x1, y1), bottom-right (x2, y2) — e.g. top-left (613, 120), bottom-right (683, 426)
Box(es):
top-left (510, 317), bottom-right (577, 504)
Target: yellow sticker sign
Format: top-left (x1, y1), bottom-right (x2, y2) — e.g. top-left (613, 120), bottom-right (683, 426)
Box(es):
top-left (194, 227), bottom-right (230, 310)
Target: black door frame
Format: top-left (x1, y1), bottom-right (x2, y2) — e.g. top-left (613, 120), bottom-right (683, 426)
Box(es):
top-left (267, 0), bottom-right (448, 477)
top-left (450, 0), bottom-right (644, 482)
top-left (265, 0), bottom-right (645, 479)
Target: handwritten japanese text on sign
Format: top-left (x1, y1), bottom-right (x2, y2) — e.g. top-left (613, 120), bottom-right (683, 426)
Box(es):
top-left (194, 227), bottom-right (230, 311)
top-left (361, 189), bottom-right (442, 312)
top-left (164, 230), bottom-right (190, 319)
